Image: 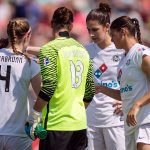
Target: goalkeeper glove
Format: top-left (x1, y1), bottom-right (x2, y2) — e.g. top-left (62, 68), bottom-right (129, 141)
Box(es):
top-left (25, 109), bottom-right (42, 140)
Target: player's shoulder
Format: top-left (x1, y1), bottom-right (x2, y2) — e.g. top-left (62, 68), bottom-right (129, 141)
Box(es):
top-left (135, 43), bottom-right (149, 50)
top-left (106, 43), bottom-right (125, 55)
top-left (133, 43), bottom-right (150, 54)
top-left (84, 42), bottom-right (96, 51)
top-left (41, 40), bottom-right (54, 50)
top-left (0, 48), bottom-right (13, 55)
top-left (134, 43), bottom-right (150, 58)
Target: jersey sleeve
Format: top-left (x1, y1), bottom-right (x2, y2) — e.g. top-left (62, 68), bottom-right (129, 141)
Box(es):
top-left (38, 45), bottom-right (58, 101)
top-left (30, 60), bottom-right (41, 79)
top-left (135, 46), bottom-right (150, 67)
top-left (83, 59), bottom-right (95, 102)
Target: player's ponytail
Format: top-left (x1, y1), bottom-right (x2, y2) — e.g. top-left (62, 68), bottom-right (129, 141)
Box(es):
top-left (132, 18), bottom-right (142, 44)
top-left (8, 20), bottom-right (18, 54)
top-left (7, 18), bottom-right (31, 63)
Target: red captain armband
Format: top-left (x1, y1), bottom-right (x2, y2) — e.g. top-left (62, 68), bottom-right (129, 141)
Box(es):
top-left (38, 90), bottom-right (50, 102)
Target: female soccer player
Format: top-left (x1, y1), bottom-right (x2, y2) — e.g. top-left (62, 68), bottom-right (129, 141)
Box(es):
top-left (0, 18), bottom-right (41, 150)
top-left (27, 7), bottom-right (95, 150)
top-left (97, 15), bottom-right (150, 150)
top-left (85, 3), bottom-right (126, 150)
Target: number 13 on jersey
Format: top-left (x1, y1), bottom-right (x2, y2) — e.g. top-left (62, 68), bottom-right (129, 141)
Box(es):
top-left (70, 60), bottom-right (84, 88)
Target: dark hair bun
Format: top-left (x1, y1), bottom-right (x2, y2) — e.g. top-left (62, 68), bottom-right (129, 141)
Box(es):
top-left (52, 7), bottom-right (73, 24)
top-left (99, 3), bottom-right (111, 14)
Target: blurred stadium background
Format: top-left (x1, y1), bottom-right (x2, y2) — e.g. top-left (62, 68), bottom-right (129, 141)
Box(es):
top-left (1, 0), bottom-right (150, 149)
top-left (1, 0), bottom-right (150, 46)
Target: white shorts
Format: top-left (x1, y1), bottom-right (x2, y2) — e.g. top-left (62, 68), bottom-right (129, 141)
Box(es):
top-left (0, 135), bottom-right (32, 150)
top-left (86, 125), bottom-right (126, 150)
top-left (126, 123), bottom-right (150, 150)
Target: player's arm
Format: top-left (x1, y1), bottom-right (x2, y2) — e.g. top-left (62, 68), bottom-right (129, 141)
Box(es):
top-left (126, 55), bottom-right (150, 126)
top-left (26, 45), bottom-right (58, 140)
top-left (30, 72), bottom-right (42, 97)
top-left (130, 55), bottom-right (150, 107)
top-left (84, 59), bottom-right (95, 108)
top-left (95, 84), bottom-right (121, 100)
top-left (34, 46), bottom-right (58, 112)
top-left (26, 46), bottom-right (41, 56)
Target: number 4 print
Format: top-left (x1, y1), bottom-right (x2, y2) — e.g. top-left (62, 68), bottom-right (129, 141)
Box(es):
top-left (0, 65), bottom-right (11, 92)
top-left (70, 60), bottom-right (84, 88)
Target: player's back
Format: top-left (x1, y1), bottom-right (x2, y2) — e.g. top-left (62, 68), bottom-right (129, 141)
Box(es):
top-left (40, 37), bottom-right (91, 131)
top-left (0, 48), bottom-right (38, 137)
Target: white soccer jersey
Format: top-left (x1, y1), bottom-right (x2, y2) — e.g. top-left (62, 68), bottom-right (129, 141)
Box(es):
top-left (86, 43), bottom-right (125, 127)
top-left (0, 48), bottom-right (40, 137)
top-left (118, 43), bottom-right (150, 135)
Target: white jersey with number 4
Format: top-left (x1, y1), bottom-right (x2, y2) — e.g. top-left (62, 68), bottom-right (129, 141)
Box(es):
top-left (86, 43), bottom-right (125, 127)
top-left (118, 43), bottom-right (150, 135)
top-left (0, 48), bottom-right (40, 137)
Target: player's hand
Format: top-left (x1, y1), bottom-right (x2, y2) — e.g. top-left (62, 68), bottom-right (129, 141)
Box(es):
top-left (126, 102), bottom-right (140, 126)
top-left (25, 122), bottom-right (37, 140)
top-left (113, 100), bottom-right (123, 115)
top-left (95, 84), bottom-right (102, 94)
top-left (25, 109), bottom-right (42, 140)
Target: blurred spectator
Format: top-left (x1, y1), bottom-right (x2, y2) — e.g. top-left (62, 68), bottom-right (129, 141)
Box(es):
top-left (30, 22), bottom-right (52, 46)
top-left (0, 0), bottom-right (148, 46)
top-left (0, 0), bottom-right (12, 36)
top-left (11, 0), bottom-right (26, 18)
top-left (111, 0), bottom-right (150, 46)
top-left (138, 0), bottom-right (150, 23)
top-left (25, 0), bottom-right (43, 28)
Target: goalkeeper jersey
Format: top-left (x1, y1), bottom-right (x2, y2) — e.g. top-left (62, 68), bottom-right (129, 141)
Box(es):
top-left (39, 36), bottom-right (95, 131)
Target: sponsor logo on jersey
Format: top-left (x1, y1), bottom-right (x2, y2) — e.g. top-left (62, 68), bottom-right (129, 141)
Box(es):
top-left (112, 55), bottom-right (120, 62)
top-left (43, 57), bottom-right (50, 66)
top-left (120, 84), bottom-right (132, 93)
top-left (100, 80), bottom-right (119, 89)
top-left (94, 63), bottom-right (107, 78)
top-left (94, 69), bottom-right (102, 78)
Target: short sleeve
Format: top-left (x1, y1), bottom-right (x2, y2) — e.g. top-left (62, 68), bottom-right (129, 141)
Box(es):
top-left (135, 46), bottom-right (150, 67)
top-left (30, 60), bottom-right (41, 79)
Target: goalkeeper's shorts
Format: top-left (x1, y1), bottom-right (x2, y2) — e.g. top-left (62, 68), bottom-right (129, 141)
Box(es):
top-left (39, 129), bottom-right (87, 150)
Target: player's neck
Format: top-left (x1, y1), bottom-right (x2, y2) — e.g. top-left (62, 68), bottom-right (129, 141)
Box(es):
top-left (54, 29), bottom-right (70, 38)
top-left (97, 35), bottom-right (112, 49)
top-left (8, 44), bottom-right (24, 54)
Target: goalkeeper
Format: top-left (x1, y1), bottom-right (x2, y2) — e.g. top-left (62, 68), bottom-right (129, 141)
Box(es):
top-left (27, 6), bottom-right (95, 150)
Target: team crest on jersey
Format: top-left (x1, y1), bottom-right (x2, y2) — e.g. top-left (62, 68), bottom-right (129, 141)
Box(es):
top-left (112, 55), bottom-right (120, 62)
top-left (138, 47), bottom-right (146, 52)
top-left (126, 59), bottom-right (131, 66)
top-left (43, 57), bottom-right (50, 66)
top-left (94, 63), bottom-right (107, 78)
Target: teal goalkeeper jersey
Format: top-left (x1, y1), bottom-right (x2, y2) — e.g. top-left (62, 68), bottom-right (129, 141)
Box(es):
top-left (39, 37), bottom-right (95, 131)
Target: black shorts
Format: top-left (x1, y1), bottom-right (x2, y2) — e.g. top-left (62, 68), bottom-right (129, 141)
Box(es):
top-left (39, 129), bottom-right (87, 150)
